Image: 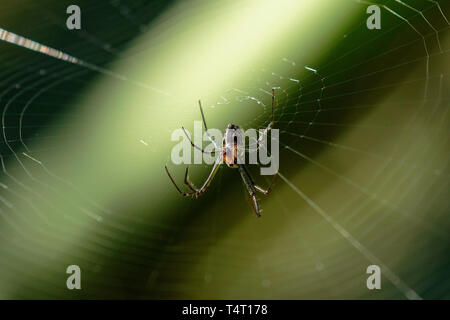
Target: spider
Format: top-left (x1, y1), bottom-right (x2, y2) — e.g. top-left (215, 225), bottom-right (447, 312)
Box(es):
top-left (165, 89), bottom-right (278, 217)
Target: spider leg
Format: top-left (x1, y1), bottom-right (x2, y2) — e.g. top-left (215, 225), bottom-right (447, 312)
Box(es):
top-left (238, 165), bottom-right (261, 217)
top-left (241, 164), bottom-right (277, 194)
top-left (182, 127), bottom-right (217, 154)
top-left (165, 165), bottom-right (196, 197)
top-left (190, 156), bottom-right (222, 197)
top-left (184, 167), bottom-right (197, 193)
top-left (198, 100), bottom-right (219, 149)
top-left (268, 87), bottom-right (275, 128)
top-left (254, 173), bottom-right (278, 194)
top-left (247, 194), bottom-right (261, 218)
top-left (165, 156), bottom-right (222, 198)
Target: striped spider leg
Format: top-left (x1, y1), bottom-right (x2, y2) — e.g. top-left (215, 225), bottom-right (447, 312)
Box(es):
top-left (238, 164), bottom-right (277, 217)
top-left (165, 155), bottom-right (222, 198)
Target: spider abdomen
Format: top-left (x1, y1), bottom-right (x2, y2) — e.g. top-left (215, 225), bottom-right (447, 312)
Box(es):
top-left (223, 123), bottom-right (241, 168)
top-left (223, 148), bottom-right (238, 168)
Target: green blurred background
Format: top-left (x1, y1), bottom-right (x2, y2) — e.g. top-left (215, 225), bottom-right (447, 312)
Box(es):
top-left (0, 0), bottom-right (448, 299)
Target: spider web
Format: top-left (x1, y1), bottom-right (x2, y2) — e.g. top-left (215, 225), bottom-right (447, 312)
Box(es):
top-left (0, 0), bottom-right (448, 299)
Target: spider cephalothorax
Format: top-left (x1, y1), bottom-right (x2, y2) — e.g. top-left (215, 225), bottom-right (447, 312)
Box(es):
top-left (165, 89), bottom-right (278, 217)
